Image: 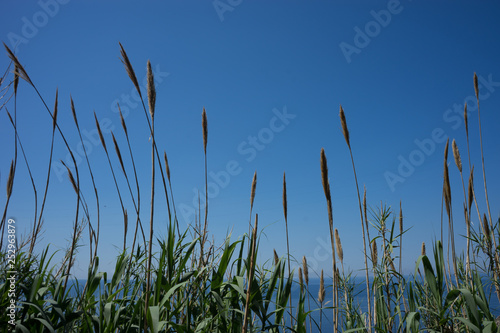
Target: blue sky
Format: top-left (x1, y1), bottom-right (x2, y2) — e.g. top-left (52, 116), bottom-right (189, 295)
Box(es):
top-left (1, 1), bottom-right (499, 279)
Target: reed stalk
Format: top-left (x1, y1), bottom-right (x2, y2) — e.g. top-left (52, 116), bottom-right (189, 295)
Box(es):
top-left (282, 171), bottom-right (293, 327)
top-left (339, 105), bottom-right (371, 330)
top-left (243, 214), bottom-right (258, 333)
top-left (144, 60), bottom-right (156, 332)
top-left (474, 73), bottom-right (500, 301)
top-left (318, 269), bottom-right (325, 333)
top-left (320, 148), bottom-right (337, 333)
top-left (302, 256), bottom-right (312, 333)
top-left (70, 97), bottom-right (100, 266)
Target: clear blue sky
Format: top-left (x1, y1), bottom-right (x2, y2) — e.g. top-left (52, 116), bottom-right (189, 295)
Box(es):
top-left (1, 1), bottom-right (499, 280)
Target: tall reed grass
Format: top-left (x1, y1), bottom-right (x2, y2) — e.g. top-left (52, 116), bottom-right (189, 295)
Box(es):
top-left (0, 44), bottom-right (499, 332)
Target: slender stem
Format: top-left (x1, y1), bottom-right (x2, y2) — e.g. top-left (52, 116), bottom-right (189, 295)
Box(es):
top-left (348, 148), bottom-right (372, 330)
top-left (145, 117), bottom-right (155, 331)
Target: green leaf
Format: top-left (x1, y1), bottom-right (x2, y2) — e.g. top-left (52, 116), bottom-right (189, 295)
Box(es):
top-left (455, 317), bottom-right (480, 333)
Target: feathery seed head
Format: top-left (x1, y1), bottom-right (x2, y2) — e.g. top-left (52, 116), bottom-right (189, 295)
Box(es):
top-left (202, 107), bottom-right (208, 154)
top-left (339, 105), bottom-right (350, 148)
top-left (474, 73), bottom-right (479, 100)
top-left (94, 112), bottom-right (107, 153)
top-left (6, 160), bottom-right (14, 198)
top-left (119, 42), bottom-right (141, 98)
top-left (4, 43), bottom-right (32, 85)
top-left (70, 96), bottom-right (78, 128)
top-left (452, 139), bottom-right (462, 173)
top-left (13, 64), bottom-right (19, 95)
top-left (53, 89), bottom-right (58, 131)
top-left (62, 161), bottom-right (79, 194)
top-left (468, 167), bottom-right (474, 211)
top-left (298, 267), bottom-right (303, 290)
top-left (318, 270), bottom-right (325, 303)
top-left (443, 162), bottom-right (451, 218)
top-left (483, 214), bottom-right (491, 247)
top-left (147, 60), bottom-right (156, 119)
top-left (250, 171), bottom-right (257, 210)
top-left (164, 151), bottom-right (171, 182)
top-left (112, 132), bottom-right (125, 174)
top-left (371, 240), bottom-right (378, 266)
top-left (302, 256), bottom-right (309, 285)
top-left (117, 103), bottom-right (128, 136)
top-left (320, 148), bottom-right (330, 200)
top-left (335, 228), bottom-right (343, 264)
top-left (282, 172), bottom-right (287, 221)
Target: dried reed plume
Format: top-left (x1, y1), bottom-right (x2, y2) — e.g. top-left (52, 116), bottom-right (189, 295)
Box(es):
top-left (443, 140), bottom-right (451, 218)
top-left (320, 148), bottom-right (330, 202)
top-left (302, 256), bottom-right (309, 286)
top-left (6, 160), bottom-right (14, 198)
top-left (298, 267), bottom-right (303, 292)
top-left (474, 72), bottom-right (479, 99)
top-left (202, 107), bottom-right (208, 154)
top-left (119, 42), bottom-right (141, 98)
top-left (94, 113), bottom-right (107, 153)
top-left (250, 171), bottom-right (257, 212)
top-left (335, 228), bottom-right (343, 264)
top-left (112, 132), bottom-right (126, 174)
top-left (318, 269), bottom-right (325, 303)
top-left (339, 105), bottom-right (350, 148)
top-left (282, 172), bottom-right (287, 221)
top-left (483, 213), bottom-right (491, 249)
top-left (452, 139), bottom-right (462, 173)
top-left (248, 171), bottom-right (257, 236)
top-left (119, 104), bottom-right (128, 136)
top-left (147, 60), bottom-right (156, 119)
top-left (13, 64), bottom-right (19, 95)
top-left (4, 42), bottom-right (32, 85)
top-left (164, 151), bottom-right (171, 182)
top-left (468, 167), bottom-right (474, 212)
top-left (64, 162), bottom-right (79, 195)
top-left (372, 240), bottom-right (378, 266)
top-left (303, 255), bottom-right (312, 332)
top-left (421, 242), bottom-right (426, 256)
